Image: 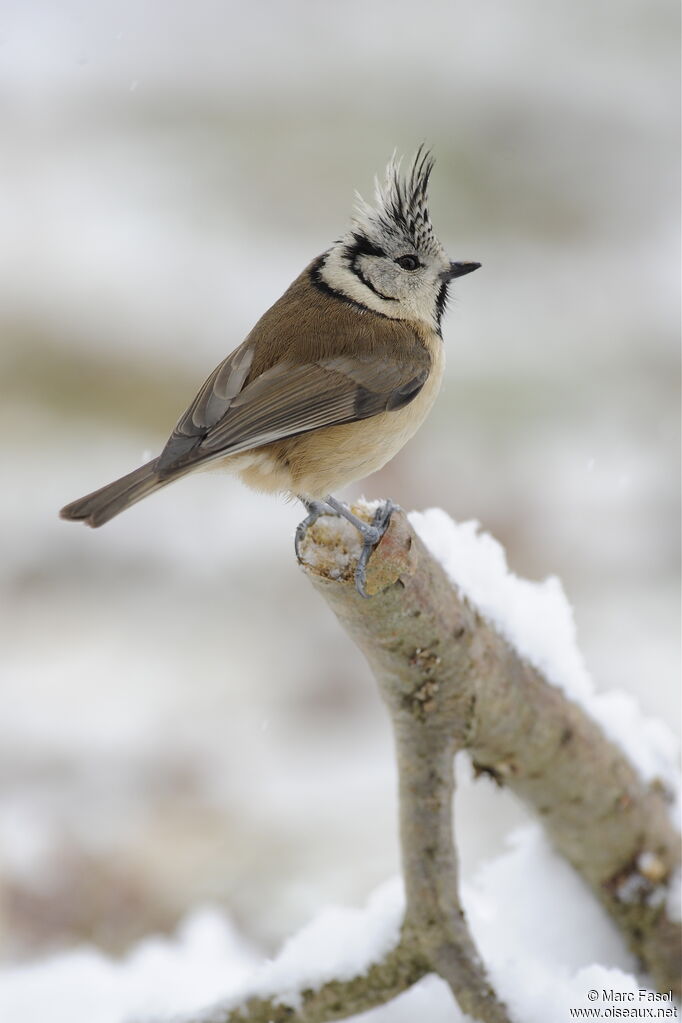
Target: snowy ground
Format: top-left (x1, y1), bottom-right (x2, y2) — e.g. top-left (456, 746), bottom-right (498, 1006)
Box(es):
top-left (0, 826), bottom-right (658, 1023)
top-left (1, 501), bottom-right (678, 1021)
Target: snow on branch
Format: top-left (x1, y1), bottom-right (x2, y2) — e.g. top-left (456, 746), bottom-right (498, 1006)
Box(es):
top-left (296, 504), bottom-right (681, 1010)
top-left (409, 509), bottom-right (678, 790)
top-left (181, 886), bottom-right (428, 1023)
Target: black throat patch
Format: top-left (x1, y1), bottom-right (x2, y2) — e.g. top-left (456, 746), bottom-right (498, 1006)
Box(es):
top-left (434, 281), bottom-right (449, 336)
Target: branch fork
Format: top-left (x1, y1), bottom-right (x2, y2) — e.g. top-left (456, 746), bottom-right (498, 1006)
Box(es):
top-left (184, 506), bottom-right (680, 1023)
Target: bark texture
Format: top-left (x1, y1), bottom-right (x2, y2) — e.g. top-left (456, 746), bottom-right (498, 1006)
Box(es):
top-left (298, 507), bottom-right (681, 1000)
top-left (184, 935), bottom-right (428, 1023)
top-left (183, 506), bottom-right (679, 1023)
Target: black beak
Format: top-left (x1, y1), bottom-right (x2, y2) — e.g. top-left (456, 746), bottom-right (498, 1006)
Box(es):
top-left (441, 261), bottom-right (481, 282)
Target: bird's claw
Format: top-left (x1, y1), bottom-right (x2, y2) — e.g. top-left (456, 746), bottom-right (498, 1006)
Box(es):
top-left (294, 500), bottom-right (329, 561)
top-left (295, 497), bottom-right (397, 598)
top-left (354, 500), bottom-right (397, 598)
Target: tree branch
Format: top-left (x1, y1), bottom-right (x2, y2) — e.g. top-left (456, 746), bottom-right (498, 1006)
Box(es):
top-left (298, 506), bottom-right (681, 1002)
top-left (394, 719), bottom-right (511, 1022)
top-left (181, 931), bottom-right (428, 1023)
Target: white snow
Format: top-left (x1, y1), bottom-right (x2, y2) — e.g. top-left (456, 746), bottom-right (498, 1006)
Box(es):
top-left (223, 878), bottom-right (404, 1010)
top-left (0, 910), bottom-right (259, 1023)
top-left (0, 825), bottom-right (664, 1023)
top-left (0, 510), bottom-right (676, 1023)
top-left (409, 509), bottom-right (680, 797)
top-left (463, 826), bottom-right (644, 1023)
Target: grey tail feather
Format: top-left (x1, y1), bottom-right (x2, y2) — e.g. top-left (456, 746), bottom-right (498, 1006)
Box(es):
top-left (60, 458), bottom-right (172, 528)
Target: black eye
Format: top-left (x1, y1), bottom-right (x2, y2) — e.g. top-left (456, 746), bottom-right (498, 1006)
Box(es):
top-left (395, 254), bottom-right (420, 271)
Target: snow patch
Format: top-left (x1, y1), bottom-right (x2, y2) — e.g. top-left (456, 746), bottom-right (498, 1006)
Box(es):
top-left (0, 827), bottom-right (665, 1023)
top-left (223, 878), bottom-right (403, 1012)
top-left (409, 509), bottom-right (679, 795)
top-left (0, 910), bottom-right (258, 1023)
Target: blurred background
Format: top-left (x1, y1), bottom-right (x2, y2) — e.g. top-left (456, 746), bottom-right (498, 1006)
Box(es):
top-left (0, 0), bottom-right (679, 964)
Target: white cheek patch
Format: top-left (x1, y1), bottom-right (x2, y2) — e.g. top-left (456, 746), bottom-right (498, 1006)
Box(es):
top-left (320, 248), bottom-right (405, 320)
top-left (320, 248), bottom-right (442, 332)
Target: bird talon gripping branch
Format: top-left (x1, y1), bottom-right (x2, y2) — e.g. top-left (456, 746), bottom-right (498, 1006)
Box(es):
top-left (353, 500), bottom-right (397, 598)
top-left (60, 149), bottom-right (479, 577)
top-left (294, 500), bottom-right (331, 561)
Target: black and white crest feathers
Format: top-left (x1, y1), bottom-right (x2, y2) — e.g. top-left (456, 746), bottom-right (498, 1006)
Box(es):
top-left (352, 146), bottom-right (442, 260)
top-left (317, 147), bottom-right (456, 329)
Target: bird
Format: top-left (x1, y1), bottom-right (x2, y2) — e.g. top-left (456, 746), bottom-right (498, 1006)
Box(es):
top-left (60, 147), bottom-right (480, 596)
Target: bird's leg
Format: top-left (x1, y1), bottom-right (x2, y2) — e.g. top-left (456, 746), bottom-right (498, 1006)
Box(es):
top-left (324, 496), bottom-right (397, 599)
top-left (294, 499), bottom-right (332, 561)
top-left (295, 496), bottom-right (397, 597)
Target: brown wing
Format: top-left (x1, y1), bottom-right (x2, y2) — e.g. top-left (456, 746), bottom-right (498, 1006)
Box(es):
top-left (157, 339), bottom-right (256, 469)
top-left (156, 260), bottom-right (432, 476)
top-left (156, 344), bottom-right (428, 476)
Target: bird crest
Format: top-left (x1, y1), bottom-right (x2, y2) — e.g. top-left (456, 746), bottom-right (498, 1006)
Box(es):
top-left (351, 146), bottom-right (442, 259)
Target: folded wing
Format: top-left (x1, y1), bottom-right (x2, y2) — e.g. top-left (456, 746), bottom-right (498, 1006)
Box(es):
top-left (156, 339), bottom-right (429, 476)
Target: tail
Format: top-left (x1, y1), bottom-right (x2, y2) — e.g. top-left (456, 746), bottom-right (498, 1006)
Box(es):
top-left (60, 458), bottom-right (172, 527)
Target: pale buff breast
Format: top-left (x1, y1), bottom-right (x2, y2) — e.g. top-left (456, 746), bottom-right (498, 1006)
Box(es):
top-left (230, 329), bottom-right (445, 500)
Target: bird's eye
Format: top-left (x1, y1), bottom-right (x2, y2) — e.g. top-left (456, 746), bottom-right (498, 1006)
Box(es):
top-left (395, 254), bottom-right (420, 271)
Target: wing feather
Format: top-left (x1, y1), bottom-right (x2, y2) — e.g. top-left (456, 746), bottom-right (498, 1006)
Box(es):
top-left (157, 337), bottom-right (429, 476)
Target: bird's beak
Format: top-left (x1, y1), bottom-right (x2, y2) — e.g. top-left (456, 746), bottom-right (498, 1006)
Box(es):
top-left (441, 261), bottom-right (481, 282)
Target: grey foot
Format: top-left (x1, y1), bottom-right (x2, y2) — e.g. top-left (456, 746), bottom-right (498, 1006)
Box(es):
top-left (294, 499), bottom-right (330, 561)
top-left (353, 500), bottom-right (397, 598)
top-left (324, 496), bottom-right (397, 598)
